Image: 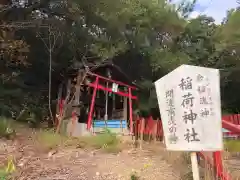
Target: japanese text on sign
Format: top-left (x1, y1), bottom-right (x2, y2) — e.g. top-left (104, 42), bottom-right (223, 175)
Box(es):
top-left (165, 89), bottom-right (178, 144)
top-left (179, 77), bottom-right (200, 143)
top-left (155, 65), bottom-right (223, 151)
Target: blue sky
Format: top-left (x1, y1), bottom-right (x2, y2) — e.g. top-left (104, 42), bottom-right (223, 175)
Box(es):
top-left (172, 0), bottom-right (239, 24)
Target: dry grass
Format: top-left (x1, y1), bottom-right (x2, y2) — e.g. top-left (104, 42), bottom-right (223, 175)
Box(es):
top-left (36, 129), bottom-right (67, 150)
top-left (165, 152), bottom-right (220, 180)
top-left (146, 143), bottom-right (217, 180)
top-left (136, 142), bottom-right (192, 179)
top-left (162, 151), bottom-right (193, 180)
top-left (36, 128), bottom-right (122, 153)
top-left (161, 143), bottom-right (240, 180)
top-left (224, 139), bottom-right (240, 152)
top-left (2, 121), bottom-right (240, 180)
top-left (222, 139), bottom-right (240, 180)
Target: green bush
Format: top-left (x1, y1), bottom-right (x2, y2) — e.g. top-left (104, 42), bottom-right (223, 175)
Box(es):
top-left (0, 169), bottom-right (7, 180)
top-left (130, 172), bottom-right (140, 180)
top-left (36, 128), bottom-right (121, 153)
top-left (16, 109), bottom-right (40, 128)
top-left (0, 117), bottom-right (16, 139)
top-left (90, 129), bottom-right (118, 148)
top-left (75, 128), bottom-right (121, 153)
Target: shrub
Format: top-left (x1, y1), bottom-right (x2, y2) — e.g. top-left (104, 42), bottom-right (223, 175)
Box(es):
top-left (0, 169), bottom-right (7, 180)
top-left (37, 128), bottom-right (121, 153)
top-left (75, 128), bottom-right (121, 153)
top-left (0, 117), bottom-right (16, 139)
top-left (130, 172), bottom-right (140, 180)
top-left (16, 110), bottom-right (40, 128)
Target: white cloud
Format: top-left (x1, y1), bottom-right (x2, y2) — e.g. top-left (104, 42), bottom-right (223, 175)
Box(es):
top-left (172, 0), bottom-right (239, 24)
top-left (189, 11), bottom-right (200, 19)
top-left (197, 0), bottom-right (238, 23)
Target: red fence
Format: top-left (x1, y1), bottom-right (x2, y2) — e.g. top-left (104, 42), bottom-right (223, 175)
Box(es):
top-left (133, 114), bottom-right (240, 180)
top-left (222, 114), bottom-right (240, 137)
top-left (133, 114), bottom-right (240, 137)
top-left (222, 114), bottom-right (240, 125)
top-left (201, 115), bottom-right (240, 180)
top-left (134, 116), bottom-right (163, 140)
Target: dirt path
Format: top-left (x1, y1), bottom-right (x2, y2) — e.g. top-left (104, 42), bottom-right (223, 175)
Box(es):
top-left (223, 153), bottom-right (240, 179)
top-left (2, 127), bottom-right (240, 180)
top-left (0, 130), bottom-right (181, 180)
top-left (11, 148), bottom-right (180, 180)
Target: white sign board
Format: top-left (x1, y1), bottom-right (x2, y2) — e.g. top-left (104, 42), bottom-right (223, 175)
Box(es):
top-left (112, 83), bottom-right (119, 92)
top-left (155, 65), bottom-right (223, 151)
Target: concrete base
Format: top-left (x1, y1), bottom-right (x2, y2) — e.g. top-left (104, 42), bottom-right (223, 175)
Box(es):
top-left (93, 127), bottom-right (130, 135)
top-left (66, 121), bottom-right (92, 137)
top-left (61, 120), bottom-right (130, 137)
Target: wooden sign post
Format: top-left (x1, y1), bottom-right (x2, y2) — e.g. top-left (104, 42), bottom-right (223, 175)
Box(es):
top-left (155, 65), bottom-right (223, 180)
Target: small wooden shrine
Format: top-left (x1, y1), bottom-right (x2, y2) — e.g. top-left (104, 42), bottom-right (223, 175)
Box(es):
top-left (55, 61), bottom-right (137, 136)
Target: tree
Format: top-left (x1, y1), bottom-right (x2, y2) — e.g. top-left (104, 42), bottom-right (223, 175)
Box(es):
top-left (41, 0), bottom-right (191, 117)
top-left (1, 0), bottom-right (240, 122)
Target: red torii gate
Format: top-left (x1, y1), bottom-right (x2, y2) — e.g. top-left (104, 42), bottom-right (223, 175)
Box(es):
top-left (86, 71), bottom-right (137, 133)
top-left (55, 63), bottom-right (138, 134)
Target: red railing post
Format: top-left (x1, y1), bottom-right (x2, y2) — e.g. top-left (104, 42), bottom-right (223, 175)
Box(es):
top-left (213, 151), bottom-right (224, 179)
top-left (87, 77), bottom-right (99, 130)
top-left (128, 87), bottom-right (133, 134)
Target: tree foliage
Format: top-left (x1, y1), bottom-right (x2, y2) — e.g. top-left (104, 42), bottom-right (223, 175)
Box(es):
top-left (0, 0), bottom-right (240, 121)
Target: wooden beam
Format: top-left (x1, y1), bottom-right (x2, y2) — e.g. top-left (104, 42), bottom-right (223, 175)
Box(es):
top-left (87, 72), bottom-right (137, 90)
top-left (88, 82), bottom-right (137, 99)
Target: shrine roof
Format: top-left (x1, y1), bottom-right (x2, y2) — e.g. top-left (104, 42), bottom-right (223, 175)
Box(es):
top-left (66, 60), bottom-right (138, 89)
